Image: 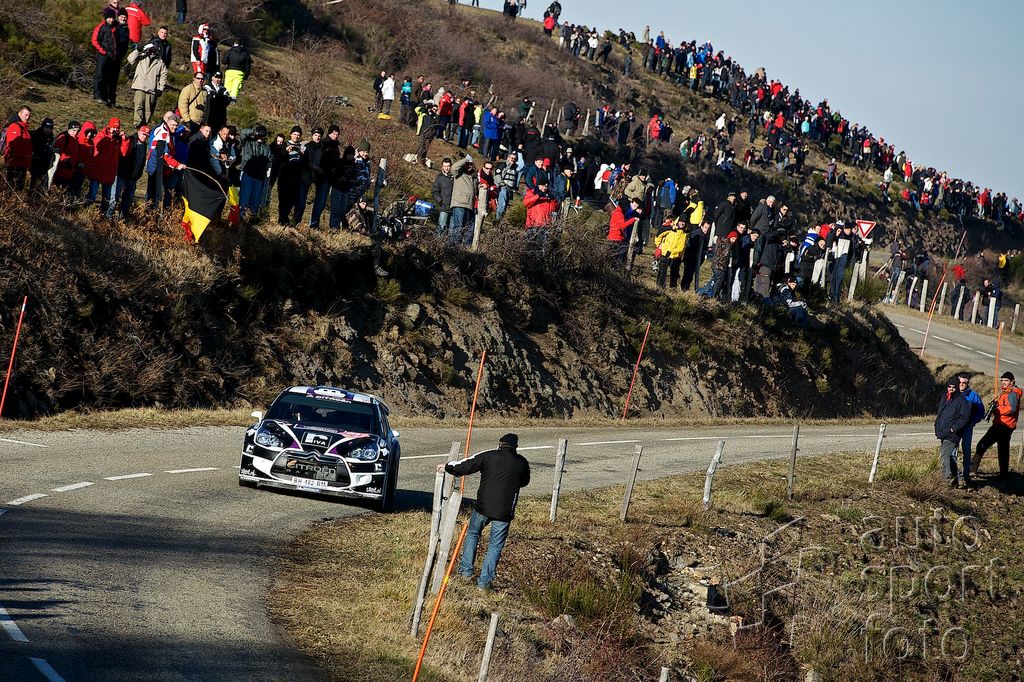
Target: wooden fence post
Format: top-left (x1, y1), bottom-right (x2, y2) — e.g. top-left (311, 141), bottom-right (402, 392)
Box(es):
top-left (410, 469), bottom-right (447, 635)
top-left (620, 444), bottom-right (644, 522)
top-left (919, 279), bottom-right (928, 313)
top-left (477, 612), bottom-right (500, 682)
top-left (786, 424), bottom-right (800, 500)
top-left (868, 424), bottom-right (887, 483)
top-left (430, 442), bottom-right (463, 594)
top-left (703, 440), bottom-right (725, 511)
top-left (549, 438), bottom-right (568, 523)
top-left (1011, 303), bottom-right (1021, 334)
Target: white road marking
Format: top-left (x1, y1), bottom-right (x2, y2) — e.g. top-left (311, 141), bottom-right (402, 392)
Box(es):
top-left (577, 439), bottom-right (641, 446)
top-left (6, 494), bottom-right (47, 506)
top-left (104, 473), bottom-right (153, 481)
top-left (1005, 360), bottom-right (1019, 366)
top-left (0, 437), bottom-right (48, 448)
top-left (0, 606), bottom-right (29, 642)
top-left (164, 467), bottom-right (219, 474)
top-left (404, 454), bottom-right (448, 460)
top-left (933, 335), bottom-right (950, 342)
top-left (51, 482), bottom-right (93, 493)
top-left (30, 658), bottom-right (66, 682)
top-left (909, 328), bottom-right (926, 335)
top-left (954, 343), bottom-right (972, 349)
top-left (977, 351), bottom-right (995, 358)
top-left (518, 445), bottom-right (554, 451)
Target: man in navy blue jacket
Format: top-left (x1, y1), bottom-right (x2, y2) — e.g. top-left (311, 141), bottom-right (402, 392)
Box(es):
top-left (935, 378), bottom-right (971, 487)
top-left (441, 434), bottom-right (531, 589)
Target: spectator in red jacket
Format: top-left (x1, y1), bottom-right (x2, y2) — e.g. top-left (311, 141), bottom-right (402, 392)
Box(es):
top-left (52, 120), bottom-right (82, 192)
top-left (86, 118), bottom-right (124, 214)
top-left (125, 0), bottom-right (151, 47)
top-left (3, 105), bottom-right (33, 190)
top-left (92, 9), bottom-right (121, 105)
top-left (523, 180), bottom-right (559, 228)
top-left (607, 197), bottom-right (641, 265)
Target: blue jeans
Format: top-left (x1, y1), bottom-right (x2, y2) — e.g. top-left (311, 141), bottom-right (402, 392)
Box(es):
top-left (957, 426), bottom-right (974, 482)
top-left (459, 509), bottom-right (511, 589)
top-left (87, 179), bottom-right (115, 213)
top-left (495, 188), bottom-right (512, 221)
top-left (308, 181), bottom-right (331, 228)
top-left (329, 186), bottom-right (350, 229)
top-left (830, 254), bottom-right (849, 302)
top-left (436, 210), bottom-right (451, 238)
top-left (239, 172), bottom-right (265, 218)
top-left (450, 207), bottom-right (474, 245)
top-left (113, 175), bottom-right (138, 218)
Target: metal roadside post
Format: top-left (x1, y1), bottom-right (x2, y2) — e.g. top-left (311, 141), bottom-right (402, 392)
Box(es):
top-left (919, 280), bottom-right (928, 313)
top-left (1018, 429), bottom-right (1024, 467)
top-left (621, 444), bottom-right (644, 522)
top-left (582, 110), bottom-right (590, 136)
top-left (659, 667), bottom-right (670, 682)
top-left (703, 440), bottom-right (725, 512)
top-left (847, 265), bottom-right (859, 303)
top-left (410, 468), bottom-right (447, 635)
top-left (868, 424), bottom-right (887, 484)
top-left (891, 271), bottom-right (906, 304)
top-left (938, 281), bottom-right (948, 316)
top-left (549, 438), bottom-right (568, 523)
top-left (987, 299), bottom-right (997, 328)
top-left (954, 288), bottom-right (966, 320)
top-left (906, 276), bottom-right (918, 308)
top-left (787, 424), bottom-right (800, 500)
top-left (477, 612), bottom-right (500, 682)
top-left (970, 291), bottom-right (980, 324)
top-left (1012, 303), bottom-right (1021, 334)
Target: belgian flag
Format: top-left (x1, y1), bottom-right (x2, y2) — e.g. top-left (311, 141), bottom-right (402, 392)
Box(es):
top-left (180, 169), bottom-right (227, 243)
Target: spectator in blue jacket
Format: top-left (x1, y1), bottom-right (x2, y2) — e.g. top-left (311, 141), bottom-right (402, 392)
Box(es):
top-left (956, 373), bottom-right (985, 487)
top-left (481, 107), bottom-right (502, 162)
top-left (935, 378), bottom-right (971, 487)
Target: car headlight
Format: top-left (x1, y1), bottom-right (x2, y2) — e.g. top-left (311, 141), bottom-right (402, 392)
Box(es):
top-left (255, 429), bottom-right (285, 449)
top-left (347, 446), bottom-right (379, 461)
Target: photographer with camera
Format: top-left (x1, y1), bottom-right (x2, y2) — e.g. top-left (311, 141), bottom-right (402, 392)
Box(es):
top-left (87, 118), bottom-right (124, 216)
top-left (177, 71), bottom-right (208, 135)
top-left (972, 372), bottom-right (1023, 480)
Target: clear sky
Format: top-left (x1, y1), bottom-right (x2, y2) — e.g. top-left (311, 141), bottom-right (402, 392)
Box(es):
top-left (486, 0), bottom-right (1024, 199)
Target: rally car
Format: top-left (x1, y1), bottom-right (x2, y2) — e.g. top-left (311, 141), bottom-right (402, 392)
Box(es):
top-left (238, 386), bottom-right (402, 512)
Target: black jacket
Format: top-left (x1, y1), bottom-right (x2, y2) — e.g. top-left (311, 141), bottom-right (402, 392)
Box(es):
top-left (712, 199), bottom-right (736, 233)
top-left (303, 140), bottom-right (326, 185)
top-left (222, 45), bottom-right (252, 78)
top-left (749, 200), bottom-right (775, 231)
top-left (431, 172), bottom-right (454, 210)
top-left (935, 390), bottom-right (970, 442)
top-left (445, 445), bottom-right (530, 522)
top-left (117, 135), bottom-right (147, 180)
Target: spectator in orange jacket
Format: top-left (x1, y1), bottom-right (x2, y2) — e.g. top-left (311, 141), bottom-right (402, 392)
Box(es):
top-left (3, 105), bottom-right (33, 190)
top-left (523, 180), bottom-right (559, 228)
top-left (125, 0), bottom-right (151, 47)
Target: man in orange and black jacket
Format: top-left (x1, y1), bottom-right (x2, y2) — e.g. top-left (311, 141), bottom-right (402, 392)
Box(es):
top-left (972, 372), bottom-right (1023, 479)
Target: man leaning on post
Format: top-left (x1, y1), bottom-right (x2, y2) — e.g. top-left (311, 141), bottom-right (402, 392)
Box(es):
top-left (438, 433), bottom-right (530, 590)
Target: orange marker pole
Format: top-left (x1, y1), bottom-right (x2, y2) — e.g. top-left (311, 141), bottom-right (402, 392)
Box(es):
top-left (0, 296), bottom-right (28, 418)
top-left (411, 521), bottom-right (470, 682)
top-left (621, 321), bottom-right (651, 422)
top-left (460, 351), bottom-right (486, 493)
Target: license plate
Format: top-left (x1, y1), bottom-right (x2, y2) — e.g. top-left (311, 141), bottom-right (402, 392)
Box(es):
top-left (291, 477), bottom-right (329, 488)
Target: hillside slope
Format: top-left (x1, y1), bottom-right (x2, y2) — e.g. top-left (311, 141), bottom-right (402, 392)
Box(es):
top-left (0, 0), bottom-right (942, 420)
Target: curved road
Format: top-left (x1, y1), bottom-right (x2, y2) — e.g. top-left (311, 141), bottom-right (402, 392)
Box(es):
top-left (0, 312), bottom-right (1000, 681)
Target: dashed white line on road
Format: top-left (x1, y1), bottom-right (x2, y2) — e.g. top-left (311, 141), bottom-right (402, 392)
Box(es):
top-left (577, 439), bottom-right (641, 446)
top-left (51, 481), bottom-right (94, 493)
top-left (977, 351), bottom-right (995, 358)
top-left (933, 335), bottom-right (949, 342)
top-left (954, 343), bottom-right (972, 349)
top-left (0, 437), bottom-right (48, 448)
top-left (6, 494), bottom-right (47, 506)
top-left (30, 658), bottom-right (66, 682)
top-left (404, 453), bottom-right (449, 460)
top-left (104, 473), bottom-right (153, 481)
top-left (1005, 360), bottom-right (1020, 365)
top-left (164, 467), bottom-right (219, 474)
top-left (0, 606), bottom-right (29, 642)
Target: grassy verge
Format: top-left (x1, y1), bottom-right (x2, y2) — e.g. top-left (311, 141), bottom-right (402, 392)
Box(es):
top-left (0, 405), bottom-right (935, 433)
top-left (268, 448), bottom-right (1024, 681)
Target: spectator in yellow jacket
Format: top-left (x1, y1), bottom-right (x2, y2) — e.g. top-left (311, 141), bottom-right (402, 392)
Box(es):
top-left (654, 214), bottom-right (687, 289)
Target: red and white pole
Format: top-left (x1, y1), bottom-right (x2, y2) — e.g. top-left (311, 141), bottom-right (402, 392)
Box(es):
top-left (0, 296), bottom-right (28, 418)
top-left (621, 321), bottom-right (652, 422)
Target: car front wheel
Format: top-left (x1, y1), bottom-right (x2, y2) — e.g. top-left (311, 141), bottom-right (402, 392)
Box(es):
top-left (376, 463), bottom-right (398, 513)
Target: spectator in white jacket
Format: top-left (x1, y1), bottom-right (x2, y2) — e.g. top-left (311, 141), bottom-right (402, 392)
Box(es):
top-left (380, 74), bottom-right (396, 116)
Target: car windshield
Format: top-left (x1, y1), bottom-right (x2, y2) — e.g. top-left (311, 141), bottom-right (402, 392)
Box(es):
top-left (265, 394), bottom-right (382, 435)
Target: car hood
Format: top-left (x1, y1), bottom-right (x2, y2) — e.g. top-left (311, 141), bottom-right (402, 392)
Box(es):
top-left (263, 420), bottom-right (384, 456)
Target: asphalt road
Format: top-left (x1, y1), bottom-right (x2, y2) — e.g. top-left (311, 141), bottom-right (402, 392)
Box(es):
top-left (884, 308), bottom-right (1024, 373)
top-left (0, 421), bottom-right (942, 681)
top-left (1, 310), bottom-right (1005, 681)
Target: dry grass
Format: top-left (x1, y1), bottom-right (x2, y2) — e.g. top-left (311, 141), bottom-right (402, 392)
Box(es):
top-left (269, 445), bottom-right (1024, 681)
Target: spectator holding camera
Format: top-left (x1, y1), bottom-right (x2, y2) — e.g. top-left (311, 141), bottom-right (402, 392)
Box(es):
top-left (177, 71), bottom-right (208, 134)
